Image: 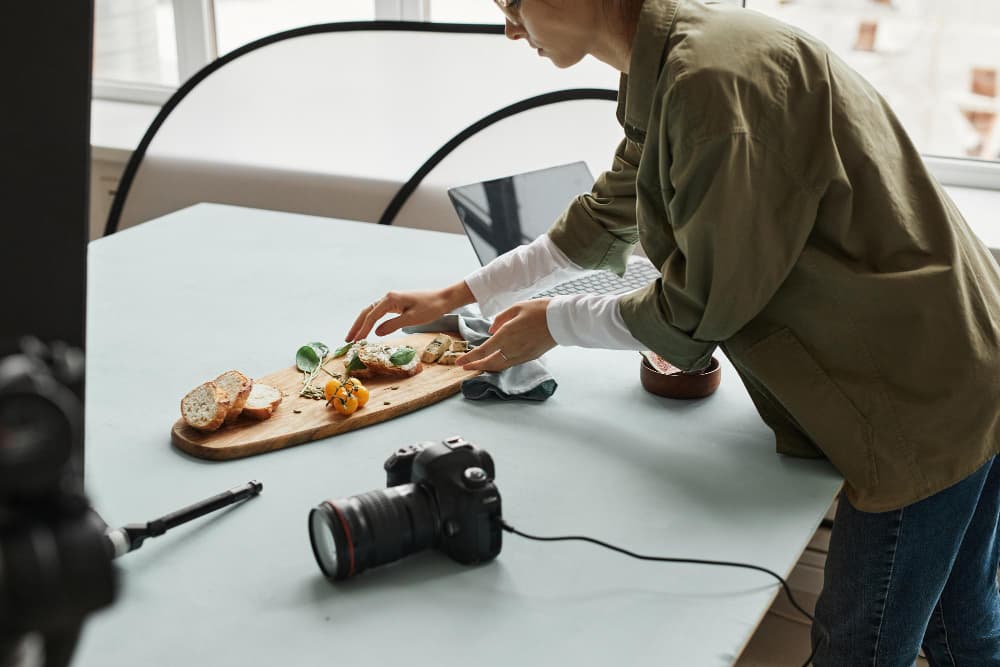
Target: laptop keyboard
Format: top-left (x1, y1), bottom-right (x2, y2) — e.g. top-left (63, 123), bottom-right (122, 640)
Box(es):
top-left (534, 260), bottom-right (661, 298)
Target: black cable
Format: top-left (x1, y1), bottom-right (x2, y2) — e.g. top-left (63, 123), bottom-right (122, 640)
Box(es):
top-left (500, 519), bottom-right (824, 667)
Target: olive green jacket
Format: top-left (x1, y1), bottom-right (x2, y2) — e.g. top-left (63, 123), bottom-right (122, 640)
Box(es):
top-left (548, 0), bottom-right (1000, 511)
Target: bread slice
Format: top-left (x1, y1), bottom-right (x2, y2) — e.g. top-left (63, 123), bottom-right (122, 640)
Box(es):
top-left (421, 333), bottom-right (452, 363)
top-left (181, 381), bottom-right (230, 432)
top-left (214, 370), bottom-right (253, 423)
top-left (438, 351), bottom-right (462, 365)
top-left (347, 342), bottom-right (423, 379)
top-left (242, 383), bottom-right (283, 420)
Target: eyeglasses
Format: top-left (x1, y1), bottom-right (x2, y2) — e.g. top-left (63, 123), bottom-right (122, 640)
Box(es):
top-left (493, 0), bottom-right (523, 24)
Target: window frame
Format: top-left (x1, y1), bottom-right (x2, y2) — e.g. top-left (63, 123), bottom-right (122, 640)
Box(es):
top-left (375, 0), bottom-right (429, 20)
top-left (924, 156), bottom-right (1000, 190)
top-left (174, 0), bottom-right (218, 82)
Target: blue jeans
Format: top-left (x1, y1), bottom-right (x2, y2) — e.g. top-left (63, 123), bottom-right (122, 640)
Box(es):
top-left (812, 456), bottom-right (1000, 666)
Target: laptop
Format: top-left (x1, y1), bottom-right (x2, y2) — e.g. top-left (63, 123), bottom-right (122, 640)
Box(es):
top-left (447, 161), bottom-right (660, 298)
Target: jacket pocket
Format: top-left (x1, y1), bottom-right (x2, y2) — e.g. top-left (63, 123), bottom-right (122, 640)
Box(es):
top-left (743, 328), bottom-right (878, 489)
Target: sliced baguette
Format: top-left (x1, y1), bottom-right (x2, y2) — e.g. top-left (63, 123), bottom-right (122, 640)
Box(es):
top-left (242, 383), bottom-right (283, 420)
top-left (181, 381), bottom-right (230, 432)
top-left (214, 370), bottom-right (253, 423)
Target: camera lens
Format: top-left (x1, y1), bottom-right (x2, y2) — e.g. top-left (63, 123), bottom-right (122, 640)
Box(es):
top-left (309, 510), bottom-right (340, 575)
top-left (308, 483), bottom-right (438, 580)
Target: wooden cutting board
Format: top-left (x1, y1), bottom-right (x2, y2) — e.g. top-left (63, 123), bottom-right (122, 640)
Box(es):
top-left (171, 333), bottom-right (480, 460)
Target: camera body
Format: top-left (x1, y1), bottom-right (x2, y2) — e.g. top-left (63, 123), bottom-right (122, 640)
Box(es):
top-left (309, 436), bottom-right (502, 580)
top-left (384, 436), bottom-right (502, 566)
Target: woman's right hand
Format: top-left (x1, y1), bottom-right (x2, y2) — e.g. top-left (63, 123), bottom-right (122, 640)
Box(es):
top-left (345, 280), bottom-right (475, 342)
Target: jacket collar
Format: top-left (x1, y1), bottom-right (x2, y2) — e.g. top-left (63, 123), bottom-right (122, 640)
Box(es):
top-left (617, 0), bottom-right (681, 144)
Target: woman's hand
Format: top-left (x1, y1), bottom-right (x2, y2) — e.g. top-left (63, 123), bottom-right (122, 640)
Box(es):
top-left (345, 281), bottom-right (474, 342)
top-left (455, 299), bottom-right (556, 372)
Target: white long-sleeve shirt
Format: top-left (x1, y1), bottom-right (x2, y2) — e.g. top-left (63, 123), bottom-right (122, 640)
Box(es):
top-left (463, 235), bottom-right (649, 351)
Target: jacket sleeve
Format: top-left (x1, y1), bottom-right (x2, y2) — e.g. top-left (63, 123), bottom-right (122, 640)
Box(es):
top-left (546, 136), bottom-right (642, 276)
top-left (619, 130), bottom-right (823, 370)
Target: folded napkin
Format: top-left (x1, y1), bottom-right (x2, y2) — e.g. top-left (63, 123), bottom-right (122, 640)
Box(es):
top-left (402, 304), bottom-right (557, 401)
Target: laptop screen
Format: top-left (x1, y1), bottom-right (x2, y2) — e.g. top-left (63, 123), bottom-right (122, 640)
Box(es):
top-left (447, 162), bottom-right (594, 265)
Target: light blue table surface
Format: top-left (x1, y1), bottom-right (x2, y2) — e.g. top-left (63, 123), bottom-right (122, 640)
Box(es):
top-left (75, 204), bottom-right (842, 667)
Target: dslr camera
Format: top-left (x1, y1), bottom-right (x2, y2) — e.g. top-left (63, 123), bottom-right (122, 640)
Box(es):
top-left (308, 436), bottom-right (502, 580)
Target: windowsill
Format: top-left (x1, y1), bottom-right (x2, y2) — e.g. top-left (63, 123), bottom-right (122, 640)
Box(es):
top-left (945, 186), bottom-right (1000, 249)
top-left (91, 98), bottom-right (160, 163)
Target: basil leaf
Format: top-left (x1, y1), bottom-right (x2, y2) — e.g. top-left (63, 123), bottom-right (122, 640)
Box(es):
top-left (308, 341), bottom-right (329, 359)
top-left (295, 345), bottom-right (321, 373)
top-left (389, 347), bottom-right (416, 366)
top-left (346, 355), bottom-right (367, 372)
top-left (332, 342), bottom-right (353, 359)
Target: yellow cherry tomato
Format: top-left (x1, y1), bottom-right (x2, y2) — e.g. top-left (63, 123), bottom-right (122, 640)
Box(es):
top-left (324, 378), bottom-right (342, 401)
top-left (352, 383), bottom-right (370, 407)
top-left (333, 393), bottom-right (359, 416)
top-left (333, 385), bottom-right (359, 416)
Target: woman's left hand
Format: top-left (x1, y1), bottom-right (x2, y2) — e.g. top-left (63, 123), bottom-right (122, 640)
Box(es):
top-left (456, 299), bottom-right (556, 372)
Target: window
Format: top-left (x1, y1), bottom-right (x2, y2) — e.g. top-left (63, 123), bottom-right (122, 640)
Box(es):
top-left (92, 0), bottom-right (999, 185)
top-left (94, 0), bottom-right (179, 87)
top-left (745, 0), bottom-right (1000, 164)
top-left (94, 0), bottom-right (377, 98)
top-left (214, 0), bottom-right (375, 55)
top-left (429, 0), bottom-right (502, 23)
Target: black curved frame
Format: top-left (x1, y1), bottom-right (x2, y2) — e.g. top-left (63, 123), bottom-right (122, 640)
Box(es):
top-left (103, 21), bottom-right (506, 236)
top-left (376, 87), bottom-right (617, 226)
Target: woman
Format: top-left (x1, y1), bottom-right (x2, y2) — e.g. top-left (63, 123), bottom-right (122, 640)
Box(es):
top-left (347, 0), bottom-right (1000, 663)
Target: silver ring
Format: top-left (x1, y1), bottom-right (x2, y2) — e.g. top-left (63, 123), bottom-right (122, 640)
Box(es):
top-left (497, 349), bottom-right (510, 362)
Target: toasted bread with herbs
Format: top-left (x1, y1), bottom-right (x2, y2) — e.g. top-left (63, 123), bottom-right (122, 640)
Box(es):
top-left (344, 341), bottom-right (422, 379)
top-left (421, 333), bottom-right (453, 363)
top-left (424, 337), bottom-right (472, 365)
top-left (438, 351), bottom-right (462, 365)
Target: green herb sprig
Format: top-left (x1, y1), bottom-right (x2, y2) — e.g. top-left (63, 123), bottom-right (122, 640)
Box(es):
top-left (296, 341), bottom-right (330, 398)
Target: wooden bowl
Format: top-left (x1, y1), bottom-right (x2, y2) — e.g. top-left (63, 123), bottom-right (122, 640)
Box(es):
top-left (639, 353), bottom-right (722, 399)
